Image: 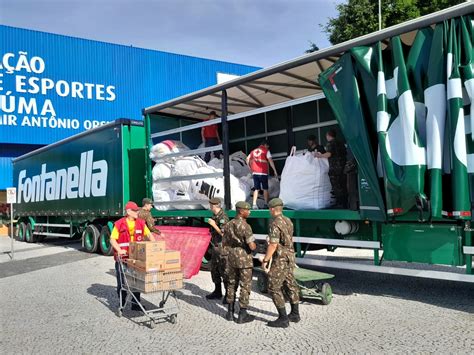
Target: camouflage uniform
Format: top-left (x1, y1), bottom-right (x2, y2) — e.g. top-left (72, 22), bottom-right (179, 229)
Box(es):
top-left (138, 208), bottom-right (161, 235)
top-left (326, 139), bottom-right (347, 207)
top-left (209, 209), bottom-right (230, 286)
top-left (224, 216), bottom-right (255, 308)
top-left (267, 214), bottom-right (300, 308)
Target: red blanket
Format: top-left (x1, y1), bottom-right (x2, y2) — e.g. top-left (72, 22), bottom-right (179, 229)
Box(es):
top-left (156, 226), bottom-right (211, 279)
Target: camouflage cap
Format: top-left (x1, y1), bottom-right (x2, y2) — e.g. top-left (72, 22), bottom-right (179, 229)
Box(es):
top-left (209, 197), bottom-right (222, 205)
top-left (235, 201), bottom-right (251, 210)
top-left (142, 197), bottom-right (153, 205)
top-left (268, 198), bottom-right (284, 208)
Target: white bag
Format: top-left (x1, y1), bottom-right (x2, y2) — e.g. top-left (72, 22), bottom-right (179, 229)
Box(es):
top-left (279, 147), bottom-right (333, 210)
top-left (172, 189), bottom-right (201, 210)
top-left (149, 140), bottom-right (189, 161)
top-left (191, 167), bottom-right (247, 209)
top-left (152, 188), bottom-right (173, 211)
top-left (173, 156), bottom-right (206, 176)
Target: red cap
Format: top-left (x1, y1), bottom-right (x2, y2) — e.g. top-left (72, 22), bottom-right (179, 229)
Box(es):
top-left (125, 201), bottom-right (139, 211)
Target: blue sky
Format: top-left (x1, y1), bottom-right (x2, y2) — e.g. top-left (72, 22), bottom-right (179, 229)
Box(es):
top-left (0, 0), bottom-right (341, 67)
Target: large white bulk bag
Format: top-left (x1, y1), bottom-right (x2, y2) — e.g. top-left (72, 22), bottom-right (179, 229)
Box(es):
top-left (208, 158), bottom-right (222, 169)
top-left (149, 140), bottom-right (189, 161)
top-left (207, 157), bottom-right (237, 176)
top-left (169, 180), bottom-right (192, 193)
top-left (279, 147), bottom-right (332, 210)
top-left (173, 156), bottom-right (206, 176)
top-left (172, 190), bottom-right (201, 210)
top-left (191, 166), bottom-right (223, 200)
top-left (152, 188), bottom-right (173, 211)
top-left (190, 167), bottom-right (247, 209)
top-left (152, 162), bottom-right (172, 180)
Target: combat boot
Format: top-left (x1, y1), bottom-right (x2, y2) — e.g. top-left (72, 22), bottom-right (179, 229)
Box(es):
top-left (236, 308), bottom-right (255, 324)
top-left (267, 307), bottom-right (289, 328)
top-left (225, 303), bottom-right (235, 321)
top-left (205, 283), bottom-right (223, 300)
top-left (288, 303), bottom-right (301, 323)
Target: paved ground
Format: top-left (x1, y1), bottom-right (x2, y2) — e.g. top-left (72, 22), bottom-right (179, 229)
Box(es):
top-left (0, 236), bottom-right (473, 354)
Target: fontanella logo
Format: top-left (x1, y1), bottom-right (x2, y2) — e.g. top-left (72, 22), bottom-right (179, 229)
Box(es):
top-left (17, 150), bottom-right (108, 203)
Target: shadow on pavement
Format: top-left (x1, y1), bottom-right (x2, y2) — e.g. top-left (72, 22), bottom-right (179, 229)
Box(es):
top-left (305, 266), bottom-right (474, 314)
top-left (0, 250), bottom-right (98, 278)
top-left (87, 283), bottom-right (173, 326)
top-left (177, 279), bottom-right (278, 321)
top-left (6, 237), bottom-right (84, 255)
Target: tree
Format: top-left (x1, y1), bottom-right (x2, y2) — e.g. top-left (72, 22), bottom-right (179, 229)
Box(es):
top-left (320, 0), bottom-right (465, 46)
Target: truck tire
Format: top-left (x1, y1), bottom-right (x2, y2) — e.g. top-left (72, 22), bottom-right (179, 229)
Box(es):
top-left (83, 224), bottom-right (100, 253)
top-left (99, 226), bottom-right (114, 256)
top-left (17, 222), bottom-right (26, 242)
top-left (25, 223), bottom-right (37, 243)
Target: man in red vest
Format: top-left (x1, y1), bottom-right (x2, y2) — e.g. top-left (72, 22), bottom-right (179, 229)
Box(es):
top-left (202, 111), bottom-right (222, 163)
top-left (246, 140), bottom-right (278, 209)
top-left (110, 201), bottom-right (155, 310)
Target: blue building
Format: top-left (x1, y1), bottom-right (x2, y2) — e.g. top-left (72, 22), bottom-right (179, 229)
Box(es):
top-left (0, 25), bottom-right (259, 192)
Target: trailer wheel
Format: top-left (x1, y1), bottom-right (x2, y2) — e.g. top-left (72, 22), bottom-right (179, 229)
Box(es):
top-left (321, 283), bottom-right (332, 305)
top-left (25, 223), bottom-right (37, 243)
top-left (17, 222), bottom-right (26, 242)
top-left (99, 226), bottom-right (114, 256)
top-left (83, 224), bottom-right (100, 253)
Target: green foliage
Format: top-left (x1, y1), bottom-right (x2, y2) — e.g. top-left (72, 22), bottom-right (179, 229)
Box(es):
top-left (321, 0), bottom-right (465, 45)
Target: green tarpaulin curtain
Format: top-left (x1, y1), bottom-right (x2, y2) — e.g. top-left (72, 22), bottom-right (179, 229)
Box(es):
top-left (319, 15), bottom-right (473, 220)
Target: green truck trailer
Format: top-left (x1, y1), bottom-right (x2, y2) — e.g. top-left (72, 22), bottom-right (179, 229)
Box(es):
top-left (13, 119), bottom-right (148, 255)
top-left (13, 3), bottom-right (474, 282)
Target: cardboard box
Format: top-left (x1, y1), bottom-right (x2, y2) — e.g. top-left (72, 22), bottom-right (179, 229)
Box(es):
top-left (162, 250), bottom-right (181, 271)
top-left (129, 241), bottom-right (165, 261)
top-left (126, 258), bottom-right (161, 272)
top-left (126, 249), bottom-right (181, 272)
top-left (124, 265), bottom-right (182, 283)
top-left (125, 275), bottom-right (183, 293)
top-left (162, 270), bottom-right (183, 282)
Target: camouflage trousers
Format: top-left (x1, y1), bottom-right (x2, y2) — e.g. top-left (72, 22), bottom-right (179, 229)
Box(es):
top-left (329, 171), bottom-right (347, 207)
top-left (226, 266), bottom-right (253, 308)
top-left (210, 247), bottom-right (228, 286)
top-left (268, 257), bottom-right (300, 308)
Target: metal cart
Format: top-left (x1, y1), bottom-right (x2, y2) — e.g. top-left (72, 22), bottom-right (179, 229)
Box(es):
top-left (117, 256), bottom-right (180, 328)
top-left (255, 266), bottom-right (334, 305)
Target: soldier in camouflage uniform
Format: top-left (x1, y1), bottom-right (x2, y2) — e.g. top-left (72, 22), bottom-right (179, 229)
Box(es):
top-left (205, 198), bottom-right (230, 302)
top-left (315, 129), bottom-right (347, 208)
top-left (138, 198), bottom-right (162, 236)
top-left (261, 198), bottom-right (300, 328)
top-left (224, 201), bottom-right (256, 324)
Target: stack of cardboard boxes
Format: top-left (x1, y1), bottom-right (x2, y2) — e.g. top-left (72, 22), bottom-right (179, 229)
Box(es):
top-left (125, 241), bottom-right (183, 293)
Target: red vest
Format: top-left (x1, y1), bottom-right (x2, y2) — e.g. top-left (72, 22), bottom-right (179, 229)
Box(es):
top-left (113, 217), bottom-right (146, 261)
top-left (249, 146), bottom-right (269, 174)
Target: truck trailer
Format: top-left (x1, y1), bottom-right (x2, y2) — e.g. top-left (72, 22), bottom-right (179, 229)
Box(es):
top-left (13, 119), bottom-right (147, 256)
top-left (12, 3), bottom-right (474, 282)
